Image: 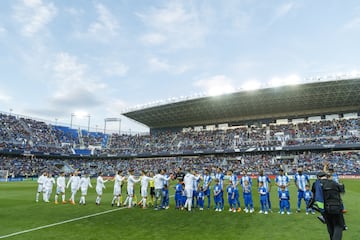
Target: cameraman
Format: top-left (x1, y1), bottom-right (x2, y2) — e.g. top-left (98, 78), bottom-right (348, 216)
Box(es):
top-left (310, 172), bottom-right (345, 240)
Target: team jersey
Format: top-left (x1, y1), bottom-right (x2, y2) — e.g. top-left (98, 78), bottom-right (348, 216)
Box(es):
top-left (275, 175), bottom-right (289, 189)
top-left (44, 177), bottom-right (55, 190)
top-left (214, 184), bottom-right (222, 197)
top-left (37, 174), bottom-right (46, 185)
top-left (141, 175), bottom-right (152, 189)
top-left (304, 190), bottom-right (313, 201)
top-left (240, 175), bottom-right (252, 188)
top-left (243, 184), bottom-right (252, 194)
top-left (127, 175), bottom-right (140, 188)
top-left (67, 175), bottom-right (80, 190)
top-left (114, 174), bottom-right (125, 189)
top-left (294, 173), bottom-right (309, 191)
top-left (153, 174), bottom-right (170, 189)
top-left (96, 176), bottom-right (106, 190)
top-left (258, 186), bottom-right (267, 196)
top-left (193, 178), bottom-right (200, 191)
top-left (202, 174), bottom-right (212, 190)
top-left (198, 191), bottom-right (205, 200)
top-left (257, 175), bottom-right (271, 191)
top-left (184, 173), bottom-right (200, 190)
top-left (278, 190), bottom-right (290, 200)
top-left (229, 174), bottom-right (238, 187)
top-left (56, 176), bottom-right (66, 189)
top-left (80, 176), bottom-right (92, 189)
top-left (175, 183), bottom-right (183, 193)
top-left (215, 172), bottom-right (224, 188)
top-left (226, 185), bottom-right (235, 198)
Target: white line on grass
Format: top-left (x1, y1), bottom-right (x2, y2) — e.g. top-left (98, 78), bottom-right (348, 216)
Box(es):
top-left (0, 207), bottom-right (127, 239)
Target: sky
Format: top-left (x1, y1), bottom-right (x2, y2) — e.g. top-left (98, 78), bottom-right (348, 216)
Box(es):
top-left (1, 0), bottom-right (360, 133)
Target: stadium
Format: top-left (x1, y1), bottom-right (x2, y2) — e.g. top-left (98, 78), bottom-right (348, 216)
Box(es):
top-left (0, 77), bottom-right (359, 239)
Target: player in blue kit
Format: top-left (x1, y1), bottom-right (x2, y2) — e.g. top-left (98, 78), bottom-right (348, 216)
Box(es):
top-left (161, 184), bottom-right (169, 209)
top-left (197, 186), bottom-right (205, 210)
top-left (304, 184), bottom-right (314, 215)
top-left (202, 169), bottom-right (212, 209)
top-left (257, 170), bottom-right (272, 212)
top-left (278, 185), bottom-right (291, 215)
top-left (175, 180), bottom-right (183, 209)
top-left (233, 184), bottom-right (241, 212)
top-left (294, 167), bottom-right (310, 213)
top-left (258, 181), bottom-right (268, 214)
top-left (215, 168), bottom-right (225, 210)
top-left (276, 169), bottom-right (289, 211)
top-left (242, 180), bottom-right (254, 213)
top-left (192, 172), bottom-right (200, 209)
top-left (226, 181), bottom-right (236, 212)
top-left (213, 179), bottom-right (222, 212)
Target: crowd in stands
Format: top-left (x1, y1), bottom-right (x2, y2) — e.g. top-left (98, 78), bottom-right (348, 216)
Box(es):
top-left (1, 113), bottom-right (360, 178)
top-left (1, 113), bottom-right (360, 156)
top-left (1, 150), bottom-right (359, 178)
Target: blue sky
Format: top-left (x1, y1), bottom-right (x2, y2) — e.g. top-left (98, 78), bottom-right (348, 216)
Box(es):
top-left (1, 0), bottom-right (360, 133)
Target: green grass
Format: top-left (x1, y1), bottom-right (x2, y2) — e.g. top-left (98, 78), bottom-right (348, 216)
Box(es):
top-left (0, 179), bottom-right (358, 240)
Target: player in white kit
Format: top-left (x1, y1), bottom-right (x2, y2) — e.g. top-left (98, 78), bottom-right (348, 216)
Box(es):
top-left (79, 173), bottom-right (93, 205)
top-left (139, 170), bottom-right (153, 208)
top-left (67, 171), bottom-right (80, 205)
top-left (126, 169), bottom-right (141, 208)
top-left (55, 172), bottom-right (66, 204)
top-left (111, 170), bottom-right (125, 207)
top-left (95, 172), bottom-right (108, 205)
top-left (44, 173), bottom-right (55, 203)
top-left (183, 169), bottom-right (201, 211)
top-left (36, 172), bottom-right (47, 202)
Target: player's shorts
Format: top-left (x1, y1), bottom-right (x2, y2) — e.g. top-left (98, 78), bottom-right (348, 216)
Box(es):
top-left (155, 189), bottom-right (162, 198)
top-left (37, 184), bottom-right (44, 193)
top-left (56, 186), bottom-right (65, 194)
top-left (150, 187), bottom-right (155, 196)
top-left (71, 188), bottom-right (78, 194)
top-left (298, 190), bottom-right (305, 199)
top-left (141, 187), bottom-right (148, 197)
top-left (127, 186), bottom-right (134, 196)
top-left (185, 188), bottom-right (193, 198)
top-left (81, 187), bottom-right (88, 195)
top-left (113, 186), bottom-right (121, 196)
top-left (96, 187), bottom-right (103, 196)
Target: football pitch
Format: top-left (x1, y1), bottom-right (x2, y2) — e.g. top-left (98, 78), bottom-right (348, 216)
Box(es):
top-left (0, 179), bottom-right (358, 240)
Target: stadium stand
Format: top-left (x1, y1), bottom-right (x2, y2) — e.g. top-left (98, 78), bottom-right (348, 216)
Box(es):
top-left (1, 79), bottom-right (360, 178)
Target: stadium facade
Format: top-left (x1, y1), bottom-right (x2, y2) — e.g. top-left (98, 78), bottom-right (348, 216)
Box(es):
top-left (123, 78), bottom-right (360, 132)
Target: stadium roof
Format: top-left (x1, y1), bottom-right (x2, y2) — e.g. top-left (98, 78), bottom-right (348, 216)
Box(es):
top-left (123, 78), bottom-right (360, 129)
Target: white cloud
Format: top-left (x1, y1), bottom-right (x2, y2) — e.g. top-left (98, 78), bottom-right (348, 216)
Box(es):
top-left (87, 3), bottom-right (119, 39)
top-left (104, 62), bottom-right (129, 77)
top-left (275, 2), bottom-right (296, 18)
top-left (194, 75), bottom-right (235, 96)
top-left (268, 2), bottom-right (297, 25)
top-left (148, 57), bottom-right (171, 72)
top-left (344, 17), bottom-right (360, 30)
top-left (0, 90), bottom-right (11, 102)
top-left (13, 0), bottom-right (57, 37)
top-left (148, 57), bottom-right (190, 74)
top-left (137, 1), bottom-right (208, 49)
top-left (0, 25), bottom-right (7, 35)
top-left (50, 52), bottom-right (107, 107)
top-left (140, 33), bottom-right (167, 45)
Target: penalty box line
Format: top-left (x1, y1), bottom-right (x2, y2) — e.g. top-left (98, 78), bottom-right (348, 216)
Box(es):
top-left (0, 207), bottom-right (127, 239)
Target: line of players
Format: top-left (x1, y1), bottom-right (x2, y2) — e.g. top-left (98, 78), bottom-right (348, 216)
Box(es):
top-left (35, 166), bottom-right (326, 215)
